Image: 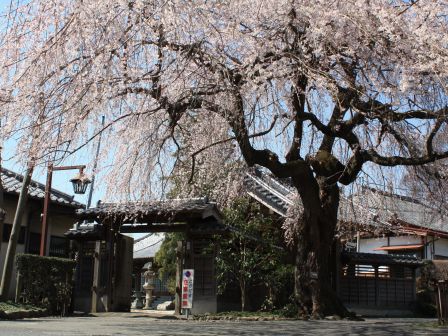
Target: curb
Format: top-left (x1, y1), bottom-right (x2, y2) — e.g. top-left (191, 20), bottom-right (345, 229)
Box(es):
top-left (0, 308), bottom-right (48, 320)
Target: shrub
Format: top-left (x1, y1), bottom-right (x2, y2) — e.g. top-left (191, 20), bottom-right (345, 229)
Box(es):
top-left (15, 253), bottom-right (75, 315)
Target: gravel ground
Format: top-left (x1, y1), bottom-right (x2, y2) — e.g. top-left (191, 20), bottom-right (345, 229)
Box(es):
top-left (0, 314), bottom-right (446, 336)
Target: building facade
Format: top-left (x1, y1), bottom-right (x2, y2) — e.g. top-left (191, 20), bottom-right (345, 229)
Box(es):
top-left (0, 168), bottom-right (83, 298)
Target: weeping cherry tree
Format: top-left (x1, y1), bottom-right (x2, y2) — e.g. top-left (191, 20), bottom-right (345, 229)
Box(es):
top-left (0, 0), bottom-right (447, 317)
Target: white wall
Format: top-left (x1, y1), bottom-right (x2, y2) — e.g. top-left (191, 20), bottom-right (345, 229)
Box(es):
top-left (359, 235), bottom-right (421, 254)
top-left (434, 238), bottom-right (448, 258)
top-left (389, 236), bottom-right (421, 245)
top-left (359, 234), bottom-right (448, 260)
top-left (359, 237), bottom-right (388, 254)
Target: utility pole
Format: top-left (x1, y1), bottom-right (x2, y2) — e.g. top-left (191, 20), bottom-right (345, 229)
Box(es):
top-left (0, 146), bottom-right (6, 255)
top-left (86, 116), bottom-right (105, 209)
top-left (0, 164), bottom-right (33, 300)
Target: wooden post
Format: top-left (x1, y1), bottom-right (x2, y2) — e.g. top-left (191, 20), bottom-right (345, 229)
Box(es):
top-left (175, 240), bottom-right (183, 315)
top-left (91, 241), bottom-right (102, 313)
top-left (412, 268), bottom-right (416, 301)
top-left (374, 266), bottom-right (379, 306)
top-left (437, 282), bottom-right (444, 325)
top-left (105, 228), bottom-right (115, 312)
top-left (63, 271), bottom-right (71, 317)
top-left (15, 270), bottom-right (22, 303)
top-left (75, 241), bottom-right (84, 296)
top-left (40, 164), bottom-right (53, 256)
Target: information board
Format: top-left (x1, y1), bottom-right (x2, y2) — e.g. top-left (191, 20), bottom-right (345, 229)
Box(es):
top-left (181, 269), bottom-right (194, 309)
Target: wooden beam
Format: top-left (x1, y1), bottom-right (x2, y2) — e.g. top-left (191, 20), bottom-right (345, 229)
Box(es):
top-left (175, 241), bottom-right (183, 315)
top-left (120, 224), bottom-right (188, 233)
top-left (91, 241), bottom-right (101, 313)
top-left (105, 229), bottom-right (115, 312)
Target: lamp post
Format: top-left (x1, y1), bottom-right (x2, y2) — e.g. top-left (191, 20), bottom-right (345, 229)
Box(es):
top-left (40, 164), bottom-right (91, 256)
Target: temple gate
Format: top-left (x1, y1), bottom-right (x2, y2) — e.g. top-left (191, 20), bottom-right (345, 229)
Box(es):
top-left (65, 198), bottom-right (224, 314)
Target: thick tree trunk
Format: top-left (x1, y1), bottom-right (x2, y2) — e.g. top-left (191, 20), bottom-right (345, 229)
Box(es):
top-left (292, 176), bottom-right (349, 318)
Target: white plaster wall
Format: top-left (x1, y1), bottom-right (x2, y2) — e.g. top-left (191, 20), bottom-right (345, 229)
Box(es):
top-left (389, 236), bottom-right (421, 245)
top-left (434, 238), bottom-right (448, 258)
top-left (359, 235), bottom-right (422, 255)
top-left (359, 237), bottom-right (388, 254)
top-left (5, 199), bottom-right (26, 224)
top-left (28, 212), bottom-right (76, 236)
top-left (49, 214), bottom-right (76, 236)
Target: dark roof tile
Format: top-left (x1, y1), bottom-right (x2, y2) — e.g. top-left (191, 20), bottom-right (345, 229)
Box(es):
top-left (77, 197), bottom-right (222, 223)
top-left (2, 167), bottom-right (83, 208)
top-left (342, 251), bottom-right (423, 267)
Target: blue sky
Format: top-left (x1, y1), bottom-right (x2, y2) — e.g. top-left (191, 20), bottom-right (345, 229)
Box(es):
top-left (0, 2), bottom-right (143, 242)
top-left (2, 132), bottom-right (105, 207)
top-left (0, 1), bottom-right (105, 206)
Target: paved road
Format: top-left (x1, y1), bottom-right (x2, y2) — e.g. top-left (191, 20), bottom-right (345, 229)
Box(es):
top-left (0, 314), bottom-right (446, 335)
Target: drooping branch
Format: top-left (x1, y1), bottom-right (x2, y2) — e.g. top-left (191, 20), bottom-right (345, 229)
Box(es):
top-left (188, 115), bottom-right (279, 183)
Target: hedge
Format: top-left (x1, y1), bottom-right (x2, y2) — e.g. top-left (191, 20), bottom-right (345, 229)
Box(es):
top-left (15, 253), bottom-right (76, 315)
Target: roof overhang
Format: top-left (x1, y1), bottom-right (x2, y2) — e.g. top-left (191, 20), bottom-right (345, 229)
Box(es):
top-left (374, 244), bottom-right (423, 251)
top-left (71, 198), bottom-right (227, 236)
top-left (77, 198), bottom-right (223, 224)
top-left (342, 251), bottom-right (423, 267)
top-left (393, 219), bottom-right (448, 239)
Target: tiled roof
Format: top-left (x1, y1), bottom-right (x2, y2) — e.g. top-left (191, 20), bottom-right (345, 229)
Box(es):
top-left (133, 233), bottom-right (164, 259)
top-left (244, 168), bottom-right (294, 217)
top-left (245, 166), bottom-right (448, 234)
top-left (341, 251), bottom-right (424, 267)
top-left (340, 187), bottom-right (448, 233)
top-left (1, 167), bottom-right (83, 208)
top-left (64, 222), bottom-right (104, 240)
top-left (77, 197), bottom-right (223, 223)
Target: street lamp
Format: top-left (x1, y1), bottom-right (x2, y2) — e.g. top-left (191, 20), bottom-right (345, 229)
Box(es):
top-left (40, 164), bottom-right (91, 256)
top-left (70, 173), bottom-right (92, 194)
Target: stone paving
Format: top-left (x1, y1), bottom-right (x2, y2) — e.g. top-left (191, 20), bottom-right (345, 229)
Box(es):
top-left (0, 314), bottom-right (447, 335)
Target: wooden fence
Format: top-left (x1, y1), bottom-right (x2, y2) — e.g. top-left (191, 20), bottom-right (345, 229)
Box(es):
top-left (435, 280), bottom-right (448, 325)
top-left (339, 263), bottom-right (416, 308)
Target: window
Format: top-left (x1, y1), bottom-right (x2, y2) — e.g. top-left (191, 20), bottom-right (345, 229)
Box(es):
top-left (49, 236), bottom-right (68, 258)
top-left (2, 224), bottom-right (26, 244)
top-left (27, 232), bottom-right (41, 254)
top-left (26, 234), bottom-right (69, 257)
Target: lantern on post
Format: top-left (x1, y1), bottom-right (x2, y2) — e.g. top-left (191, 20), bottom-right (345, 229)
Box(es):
top-left (40, 164), bottom-right (91, 256)
top-left (70, 171), bottom-right (91, 194)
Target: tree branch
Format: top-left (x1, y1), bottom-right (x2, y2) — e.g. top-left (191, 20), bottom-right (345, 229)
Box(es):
top-left (364, 149), bottom-right (448, 166)
top-left (188, 115), bottom-right (279, 183)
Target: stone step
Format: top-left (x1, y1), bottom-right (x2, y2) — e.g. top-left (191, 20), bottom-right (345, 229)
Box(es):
top-left (149, 296), bottom-right (174, 309)
top-left (156, 301), bottom-right (175, 310)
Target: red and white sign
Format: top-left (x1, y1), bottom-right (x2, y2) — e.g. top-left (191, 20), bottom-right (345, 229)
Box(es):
top-left (181, 269), bottom-right (194, 309)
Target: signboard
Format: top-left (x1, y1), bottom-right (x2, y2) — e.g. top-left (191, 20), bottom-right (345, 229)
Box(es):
top-left (181, 269), bottom-right (194, 309)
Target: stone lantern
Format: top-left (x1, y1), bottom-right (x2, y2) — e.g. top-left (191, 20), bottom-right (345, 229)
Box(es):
top-left (142, 264), bottom-right (156, 309)
top-left (131, 273), bottom-right (144, 309)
